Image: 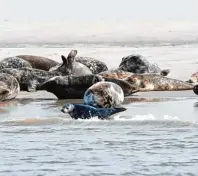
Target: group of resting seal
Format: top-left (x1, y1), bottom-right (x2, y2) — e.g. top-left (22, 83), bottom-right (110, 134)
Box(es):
top-left (0, 49), bottom-right (197, 119)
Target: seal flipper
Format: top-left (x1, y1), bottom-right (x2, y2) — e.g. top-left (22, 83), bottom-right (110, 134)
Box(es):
top-left (160, 69), bottom-right (170, 76)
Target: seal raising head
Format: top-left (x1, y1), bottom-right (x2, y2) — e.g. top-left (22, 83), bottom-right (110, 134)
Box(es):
top-left (84, 82), bottom-right (124, 108)
top-left (61, 103), bottom-right (126, 120)
top-left (49, 50), bottom-right (92, 76)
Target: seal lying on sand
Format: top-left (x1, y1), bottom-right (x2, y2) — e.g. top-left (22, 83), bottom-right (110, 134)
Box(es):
top-left (0, 57), bottom-right (32, 70)
top-left (84, 82), bottom-right (124, 108)
top-left (37, 74), bottom-right (104, 99)
top-left (49, 50), bottom-right (92, 76)
top-left (0, 67), bottom-right (62, 92)
top-left (103, 77), bottom-right (138, 96)
top-left (0, 73), bottom-right (20, 101)
top-left (17, 55), bottom-right (59, 71)
top-left (61, 104), bottom-right (126, 120)
top-left (118, 54), bottom-right (170, 76)
top-left (98, 69), bottom-right (133, 79)
top-left (75, 57), bottom-right (108, 74)
top-left (124, 74), bottom-right (193, 91)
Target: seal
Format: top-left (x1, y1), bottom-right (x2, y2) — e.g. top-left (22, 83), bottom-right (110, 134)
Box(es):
top-left (103, 77), bottom-right (138, 96)
top-left (193, 85), bottom-right (198, 95)
top-left (61, 103), bottom-right (126, 120)
top-left (49, 50), bottom-right (92, 76)
top-left (75, 56), bottom-right (108, 74)
top-left (98, 69), bottom-right (133, 79)
top-left (118, 54), bottom-right (170, 76)
top-left (187, 72), bottom-right (198, 84)
top-left (16, 55), bottom-right (59, 71)
top-left (37, 74), bottom-right (104, 99)
top-left (83, 81), bottom-right (124, 108)
top-left (0, 56), bottom-right (32, 70)
top-left (0, 67), bottom-right (62, 92)
top-left (124, 73), bottom-right (194, 91)
top-left (0, 73), bottom-right (20, 101)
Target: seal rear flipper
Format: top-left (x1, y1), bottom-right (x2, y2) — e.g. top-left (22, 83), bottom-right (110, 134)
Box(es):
top-left (160, 69), bottom-right (170, 76)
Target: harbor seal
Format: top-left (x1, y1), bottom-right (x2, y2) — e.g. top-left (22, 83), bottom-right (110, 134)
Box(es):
top-left (118, 54), bottom-right (170, 76)
top-left (49, 50), bottom-right (92, 76)
top-left (75, 56), bottom-right (108, 74)
top-left (124, 73), bottom-right (194, 91)
top-left (61, 103), bottom-right (126, 120)
top-left (103, 77), bottom-right (138, 96)
top-left (37, 74), bottom-right (104, 99)
top-left (98, 69), bottom-right (133, 79)
top-left (84, 82), bottom-right (124, 108)
top-left (187, 72), bottom-right (198, 84)
top-left (17, 55), bottom-right (59, 71)
top-left (0, 57), bottom-right (32, 70)
top-left (0, 73), bottom-right (20, 101)
top-left (0, 67), bottom-right (62, 92)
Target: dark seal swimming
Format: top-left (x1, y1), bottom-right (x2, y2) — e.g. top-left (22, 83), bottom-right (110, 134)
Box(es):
top-left (61, 103), bottom-right (126, 120)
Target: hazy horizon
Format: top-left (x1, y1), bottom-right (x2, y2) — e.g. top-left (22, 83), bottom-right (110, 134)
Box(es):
top-left (1, 0), bottom-right (198, 22)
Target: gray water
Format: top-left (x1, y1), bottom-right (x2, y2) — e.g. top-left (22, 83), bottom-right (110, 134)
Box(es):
top-left (1, 89), bottom-right (198, 175)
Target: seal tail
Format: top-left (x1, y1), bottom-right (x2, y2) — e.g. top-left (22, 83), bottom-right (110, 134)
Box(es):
top-left (113, 107), bottom-right (127, 113)
top-left (160, 69), bottom-right (170, 76)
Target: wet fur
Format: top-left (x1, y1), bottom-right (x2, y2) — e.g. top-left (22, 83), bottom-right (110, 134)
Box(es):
top-left (84, 82), bottom-right (124, 108)
top-left (37, 74), bottom-right (104, 99)
top-left (124, 74), bottom-right (193, 91)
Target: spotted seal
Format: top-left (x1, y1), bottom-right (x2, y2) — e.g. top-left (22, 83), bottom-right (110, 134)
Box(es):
top-left (124, 73), bottom-right (193, 91)
top-left (49, 50), bottom-right (92, 76)
top-left (98, 69), bottom-right (133, 79)
top-left (84, 82), bottom-right (124, 108)
top-left (0, 73), bottom-right (20, 101)
top-left (0, 57), bottom-right (32, 70)
top-left (17, 55), bottom-right (59, 71)
top-left (75, 56), bottom-right (108, 74)
top-left (61, 104), bottom-right (126, 120)
top-left (118, 54), bottom-right (170, 76)
top-left (0, 67), bottom-right (62, 92)
top-left (187, 72), bottom-right (198, 84)
top-left (37, 74), bottom-right (104, 99)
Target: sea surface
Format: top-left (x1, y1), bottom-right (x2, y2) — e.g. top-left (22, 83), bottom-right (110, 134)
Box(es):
top-left (1, 2), bottom-right (198, 174)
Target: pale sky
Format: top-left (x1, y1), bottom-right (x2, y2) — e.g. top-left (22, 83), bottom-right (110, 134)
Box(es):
top-left (0, 0), bottom-right (198, 21)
